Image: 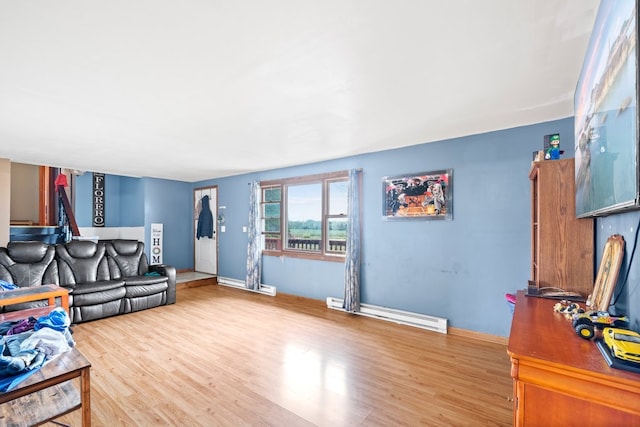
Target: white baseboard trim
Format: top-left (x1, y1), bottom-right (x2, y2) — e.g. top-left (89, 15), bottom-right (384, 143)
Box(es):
top-left (326, 297), bottom-right (448, 334)
top-left (217, 276), bottom-right (277, 296)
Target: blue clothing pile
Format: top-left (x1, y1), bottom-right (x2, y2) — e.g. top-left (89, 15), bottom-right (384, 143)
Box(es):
top-left (0, 308), bottom-right (74, 392)
top-left (0, 280), bottom-right (17, 291)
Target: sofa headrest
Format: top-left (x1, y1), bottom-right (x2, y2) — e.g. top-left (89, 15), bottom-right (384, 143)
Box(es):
top-left (7, 241), bottom-right (51, 263)
top-left (64, 240), bottom-right (100, 258)
top-left (110, 240), bottom-right (140, 255)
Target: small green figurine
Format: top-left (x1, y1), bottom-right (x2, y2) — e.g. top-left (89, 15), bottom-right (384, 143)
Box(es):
top-left (545, 134), bottom-right (561, 160)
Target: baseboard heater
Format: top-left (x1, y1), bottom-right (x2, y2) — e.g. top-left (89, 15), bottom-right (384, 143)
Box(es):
top-left (216, 277), bottom-right (276, 296)
top-left (326, 297), bottom-right (447, 334)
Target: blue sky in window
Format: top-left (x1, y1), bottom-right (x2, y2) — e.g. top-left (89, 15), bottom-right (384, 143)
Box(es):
top-left (287, 181), bottom-right (348, 221)
top-left (288, 184), bottom-right (321, 221)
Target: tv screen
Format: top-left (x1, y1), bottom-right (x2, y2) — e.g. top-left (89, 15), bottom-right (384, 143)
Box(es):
top-left (574, 0), bottom-right (639, 217)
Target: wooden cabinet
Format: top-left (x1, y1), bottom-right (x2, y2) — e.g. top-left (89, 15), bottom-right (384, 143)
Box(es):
top-left (508, 291), bottom-right (640, 426)
top-left (529, 158), bottom-right (594, 297)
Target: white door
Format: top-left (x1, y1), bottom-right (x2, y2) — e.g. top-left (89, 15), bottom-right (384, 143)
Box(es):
top-left (194, 186), bottom-right (218, 275)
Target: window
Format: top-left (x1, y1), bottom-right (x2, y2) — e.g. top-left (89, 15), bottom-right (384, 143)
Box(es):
top-left (261, 171), bottom-right (350, 261)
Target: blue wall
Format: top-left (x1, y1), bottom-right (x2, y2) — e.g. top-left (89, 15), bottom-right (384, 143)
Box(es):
top-left (75, 174), bottom-right (144, 227)
top-left (142, 177), bottom-right (192, 269)
top-left (74, 173), bottom-right (192, 270)
top-left (119, 176), bottom-right (144, 226)
top-left (72, 116), bottom-right (640, 338)
top-left (195, 117), bottom-right (577, 337)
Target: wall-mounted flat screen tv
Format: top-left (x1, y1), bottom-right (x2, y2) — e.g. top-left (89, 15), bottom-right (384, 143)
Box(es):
top-left (574, 0), bottom-right (639, 218)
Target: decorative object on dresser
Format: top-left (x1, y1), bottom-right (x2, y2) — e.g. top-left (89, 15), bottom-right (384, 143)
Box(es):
top-left (587, 234), bottom-right (625, 311)
top-left (596, 327), bottom-right (640, 374)
top-left (553, 234), bottom-right (627, 341)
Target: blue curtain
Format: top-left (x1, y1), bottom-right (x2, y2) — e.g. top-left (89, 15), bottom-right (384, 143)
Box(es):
top-left (343, 168), bottom-right (362, 312)
top-left (246, 181), bottom-right (261, 290)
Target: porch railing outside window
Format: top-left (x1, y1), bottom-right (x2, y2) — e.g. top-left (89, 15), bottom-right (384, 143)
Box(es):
top-left (264, 237), bottom-right (346, 252)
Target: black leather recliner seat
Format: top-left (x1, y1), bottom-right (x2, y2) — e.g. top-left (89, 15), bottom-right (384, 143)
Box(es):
top-left (56, 240), bottom-right (126, 323)
top-left (104, 239), bottom-right (176, 313)
top-left (0, 241), bottom-right (60, 311)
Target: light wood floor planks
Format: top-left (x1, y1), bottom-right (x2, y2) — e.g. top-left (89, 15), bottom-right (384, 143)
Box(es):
top-left (51, 284), bottom-right (513, 426)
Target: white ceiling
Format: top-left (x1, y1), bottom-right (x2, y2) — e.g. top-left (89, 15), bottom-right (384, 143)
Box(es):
top-left (0, 1), bottom-right (600, 182)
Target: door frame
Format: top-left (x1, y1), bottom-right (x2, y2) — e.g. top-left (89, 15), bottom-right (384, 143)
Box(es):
top-left (193, 185), bottom-right (218, 274)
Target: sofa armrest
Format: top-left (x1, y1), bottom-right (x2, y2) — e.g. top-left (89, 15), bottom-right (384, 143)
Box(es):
top-left (149, 264), bottom-right (176, 304)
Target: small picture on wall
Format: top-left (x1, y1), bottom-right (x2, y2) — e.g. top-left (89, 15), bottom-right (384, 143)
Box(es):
top-left (382, 169), bottom-right (453, 220)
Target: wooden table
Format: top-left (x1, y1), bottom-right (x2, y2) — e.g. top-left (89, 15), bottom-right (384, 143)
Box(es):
top-left (0, 285), bottom-right (69, 322)
top-left (507, 290), bottom-right (640, 426)
top-left (0, 287), bottom-right (90, 425)
top-left (0, 347), bottom-right (91, 426)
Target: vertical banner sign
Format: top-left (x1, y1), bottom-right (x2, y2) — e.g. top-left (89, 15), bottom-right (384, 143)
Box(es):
top-left (92, 173), bottom-right (105, 227)
top-left (151, 223), bottom-right (163, 265)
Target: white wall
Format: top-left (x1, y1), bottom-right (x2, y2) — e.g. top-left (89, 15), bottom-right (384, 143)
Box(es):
top-left (77, 226), bottom-right (145, 243)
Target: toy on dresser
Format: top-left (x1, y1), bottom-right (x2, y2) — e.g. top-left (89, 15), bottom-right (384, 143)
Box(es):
top-left (552, 299), bottom-right (640, 373)
top-left (544, 134), bottom-right (562, 160)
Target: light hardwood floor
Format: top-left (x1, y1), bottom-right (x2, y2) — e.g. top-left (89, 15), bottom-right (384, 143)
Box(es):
top-left (53, 285), bottom-right (513, 426)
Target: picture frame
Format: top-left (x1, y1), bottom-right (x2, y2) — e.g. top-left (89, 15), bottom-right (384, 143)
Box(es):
top-left (587, 234), bottom-right (625, 311)
top-left (382, 169), bottom-right (452, 220)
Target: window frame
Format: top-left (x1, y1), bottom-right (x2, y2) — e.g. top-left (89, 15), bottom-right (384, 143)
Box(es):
top-left (261, 170), bottom-right (349, 262)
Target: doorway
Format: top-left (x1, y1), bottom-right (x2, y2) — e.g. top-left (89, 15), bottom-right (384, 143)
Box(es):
top-left (194, 186), bottom-right (218, 275)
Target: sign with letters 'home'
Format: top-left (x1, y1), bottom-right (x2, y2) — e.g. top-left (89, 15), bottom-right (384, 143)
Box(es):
top-left (151, 223), bottom-right (163, 265)
top-left (92, 173), bottom-right (105, 227)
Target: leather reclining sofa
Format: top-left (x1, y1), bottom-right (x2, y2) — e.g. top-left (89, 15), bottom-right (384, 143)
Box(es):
top-left (0, 239), bottom-right (176, 323)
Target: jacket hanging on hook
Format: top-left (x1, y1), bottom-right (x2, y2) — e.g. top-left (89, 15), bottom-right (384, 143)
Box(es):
top-left (196, 195), bottom-right (214, 239)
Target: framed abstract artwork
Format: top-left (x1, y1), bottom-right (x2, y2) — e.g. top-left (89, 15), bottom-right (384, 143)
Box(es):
top-left (382, 169), bottom-right (452, 220)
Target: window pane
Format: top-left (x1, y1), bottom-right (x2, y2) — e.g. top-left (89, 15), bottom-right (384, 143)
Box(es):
top-left (263, 187), bottom-right (281, 202)
top-left (263, 202), bottom-right (280, 218)
top-left (329, 180), bottom-right (348, 215)
top-left (327, 217), bottom-right (347, 253)
top-left (287, 183), bottom-right (321, 251)
top-left (264, 217), bottom-right (280, 233)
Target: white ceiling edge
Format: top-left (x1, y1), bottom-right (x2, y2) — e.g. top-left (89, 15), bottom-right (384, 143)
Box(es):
top-left (0, 1), bottom-right (600, 182)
